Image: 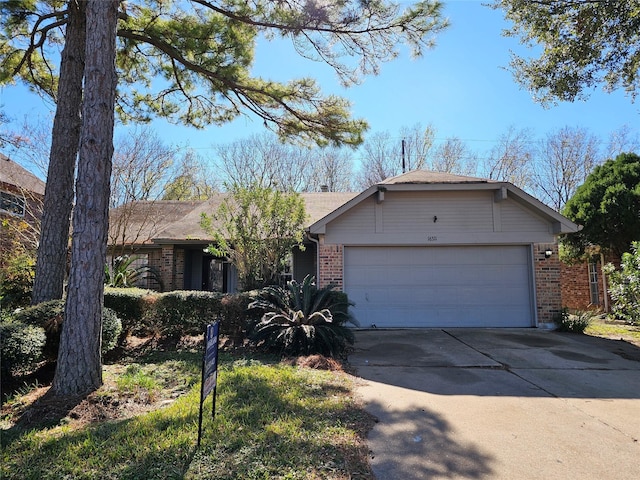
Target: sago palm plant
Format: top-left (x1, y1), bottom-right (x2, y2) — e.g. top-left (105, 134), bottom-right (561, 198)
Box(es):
top-left (104, 255), bottom-right (163, 289)
top-left (249, 275), bottom-right (358, 357)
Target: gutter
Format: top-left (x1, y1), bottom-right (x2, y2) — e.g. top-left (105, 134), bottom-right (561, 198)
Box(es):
top-left (306, 232), bottom-right (321, 283)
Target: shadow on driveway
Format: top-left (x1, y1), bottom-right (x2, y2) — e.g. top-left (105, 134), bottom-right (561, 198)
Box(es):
top-left (349, 328), bottom-right (640, 399)
top-left (362, 396), bottom-right (496, 479)
top-left (350, 329), bottom-right (640, 480)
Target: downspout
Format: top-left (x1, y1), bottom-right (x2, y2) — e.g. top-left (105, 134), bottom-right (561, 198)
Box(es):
top-left (600, 252), bottom-right (609, 313)
top-left (307, 232), bottom-right (321, 283)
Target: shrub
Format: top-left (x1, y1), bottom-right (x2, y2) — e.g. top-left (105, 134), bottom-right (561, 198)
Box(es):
top-left (604, 242), bottom-right (640, 326)
top-left (102, 308), bottom-right (123, 353)
top-left (104, 287), bottom-right (157, 338)
top-left (105, 255), bottom-right (163, 289)
top-left (0, 318), bottom-right (46, 377)
top-left (14, 300), bottom-right (122, 359)
top-left (220, 291), bottom-right (260, 345)
top-left (0, 250), bottom-right (36, 310)
top-left (13, 300), bottom-right (64, 360)
top-left (100, 288), bottom-right (262, 343)
top-left (249, 275), bottom-right (357, 358)
top-left (144, 291), bottom-right (225, 338)
top-left (554, 307), bottom-right (593, 333)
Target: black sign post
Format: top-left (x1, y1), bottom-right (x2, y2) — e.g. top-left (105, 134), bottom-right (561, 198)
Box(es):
top-left (198, 320), bottom-right (219, 448)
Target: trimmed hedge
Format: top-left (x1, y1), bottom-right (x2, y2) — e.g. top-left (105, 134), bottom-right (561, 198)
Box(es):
top-left (139, 290), bottom-right (261, 342)
top-left (14, 300), bottom-right (122, 359)
top-left (143, 291), bottom-right (226, 338)
top-left (0, 318), bottom-right (46, 377)
top-left (104, 287), bottom-right (156, 338)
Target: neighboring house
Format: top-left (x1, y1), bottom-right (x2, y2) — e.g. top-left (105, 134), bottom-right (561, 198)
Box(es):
top-left (109, 170), bottom-right (580, 328)
top-left (0, 153), bottom-right (45, 254)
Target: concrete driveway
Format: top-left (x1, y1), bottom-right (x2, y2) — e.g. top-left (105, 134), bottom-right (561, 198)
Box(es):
top-left (349, 329), bottom-right (640, 480)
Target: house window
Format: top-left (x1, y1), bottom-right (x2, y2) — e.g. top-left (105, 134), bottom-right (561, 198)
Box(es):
top-left (278, 254), bottom-right (293, 286)
top-left (588, 262), bottom-right (600, 305)
top-left (1, 191), bottom-right (25, 216)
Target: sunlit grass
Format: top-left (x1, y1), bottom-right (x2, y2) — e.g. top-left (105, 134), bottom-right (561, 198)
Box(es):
top-left (1, 354), bottom-right (374, 480)
top-left (585, 317), bottom-right (640, 344)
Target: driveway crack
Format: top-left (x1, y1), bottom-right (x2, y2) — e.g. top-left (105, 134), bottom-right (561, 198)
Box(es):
top-left (442, 329), bottom-right (560, 398)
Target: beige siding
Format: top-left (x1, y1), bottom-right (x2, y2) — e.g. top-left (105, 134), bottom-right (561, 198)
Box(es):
top-left (324, 196), bottom-right (376, 239)
top-left (500, 198), bottom-right (551, 233)
top-left (324, 190), bottom-right (556, 245)
top-left (381, 191), bottom-right (493, 233)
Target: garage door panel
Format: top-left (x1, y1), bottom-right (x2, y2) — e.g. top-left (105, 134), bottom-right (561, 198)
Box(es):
top-left (344, 246), bottom-right (533, 328)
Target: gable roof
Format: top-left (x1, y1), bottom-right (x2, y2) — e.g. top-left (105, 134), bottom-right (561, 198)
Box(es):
top-left (308, 169), bottom-right (580, 235)
top-left (110, 169), bottom-right (581, 247)
top-left (380, 170), bottom-right (491, 185)
top-left (0, 153), bottom-right (46, 195)
top-left (109, 192), bottom-right (358, 245)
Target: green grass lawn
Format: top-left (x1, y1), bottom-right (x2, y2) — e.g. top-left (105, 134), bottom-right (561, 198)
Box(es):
top-left (585, 316), bottom-right (640, 347)
top-left (1, 348), bottom-right (375, 480)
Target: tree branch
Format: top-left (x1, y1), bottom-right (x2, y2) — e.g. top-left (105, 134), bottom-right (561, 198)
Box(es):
top-left (11, 10), bottom-right (68, 78)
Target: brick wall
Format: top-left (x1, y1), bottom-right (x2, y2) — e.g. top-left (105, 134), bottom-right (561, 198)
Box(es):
top-left (318, 243), bottom-right (343, 289)
top-left (533, 243), bottom-right (562, 324)
top-left (560, 262), bottom-right (596, 310)
top-left (175, 248), bottom-right (185, 290)
top-left (161, 246), bottom-right (175, 291)
top-left (147, 249), bottom-right (163, 291)
top-left (560, 254), bottom-right (619, 311)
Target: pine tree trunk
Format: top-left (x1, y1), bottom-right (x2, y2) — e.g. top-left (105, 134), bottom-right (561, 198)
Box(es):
top-left (52, 0), bottom-right (118, 396)
top-left (32, 0), bottom-right (86, 305)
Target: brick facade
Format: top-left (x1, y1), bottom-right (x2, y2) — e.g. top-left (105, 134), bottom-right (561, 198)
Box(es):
top-left (160, 246), bottom-right (175, 291)
top-left (318, 243), bottom-right (343, 288)
top-left (533, 243), bottom-right (562, 324)
top-left (560, 254), bottom-right (619, 312)
top-left (561, 262), bottom-right (598, 310)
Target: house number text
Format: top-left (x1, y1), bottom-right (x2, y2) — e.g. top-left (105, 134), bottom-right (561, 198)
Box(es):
top-left (427, 236), bottom-right (438, 242)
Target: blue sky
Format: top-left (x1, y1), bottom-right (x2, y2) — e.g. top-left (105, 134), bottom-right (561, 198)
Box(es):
top-left (1, 0), bottom-right (639, 162)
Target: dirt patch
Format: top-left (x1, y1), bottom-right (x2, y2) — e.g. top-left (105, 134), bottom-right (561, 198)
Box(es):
top-left (292, 354), bottom-right (345, 371)
top-left (2, 370), bottom-right (175, 432)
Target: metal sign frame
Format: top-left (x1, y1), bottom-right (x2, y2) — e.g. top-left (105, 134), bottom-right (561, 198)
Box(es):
top-left (198, 320), bottom-right (219, 447)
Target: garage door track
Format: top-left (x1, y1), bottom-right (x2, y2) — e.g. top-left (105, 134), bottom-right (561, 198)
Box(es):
top-left (350, 329), bottom-right (640, 480)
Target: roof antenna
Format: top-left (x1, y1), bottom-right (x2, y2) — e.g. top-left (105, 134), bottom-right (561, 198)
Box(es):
top-left (401, 138), bottom-right (406, 173)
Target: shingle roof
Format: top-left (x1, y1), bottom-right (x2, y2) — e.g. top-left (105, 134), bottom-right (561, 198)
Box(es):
top-left (109, 191), bottom-right (358, 245)
top-left (380, 169), bottom-right (492, 185)
top-left (0, 153), bottom-right (46, 195)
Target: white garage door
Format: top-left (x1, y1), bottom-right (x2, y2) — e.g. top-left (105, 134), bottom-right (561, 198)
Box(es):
top-left (344, 246), bottom-right (534, 328)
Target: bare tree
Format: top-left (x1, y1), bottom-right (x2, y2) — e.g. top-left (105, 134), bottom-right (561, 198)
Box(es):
top-left (606, 125), bottom-right (640, 159)
top-left (481, 126), bottom-right (535, 191)
top-left (533, 126), bottom-right (600, 211)
top-left (355, 131), bottom-right (400, 188)
top-left (0, 110), bottom-right (29, 151)
top-left (399, 123), bottom-right (436, 171)
top-left (162, 150), bottom-right (218, 200)
top-left (1, 115), bottom-right (54, 181)
top-left (431, 137), bottom-right (477, 175)
top-left (309, 146), bottom-right (355, 192)
top-left (111, 127), bottom-right (178, 207)
top-left (216, 133), bottom-right (315, 191)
